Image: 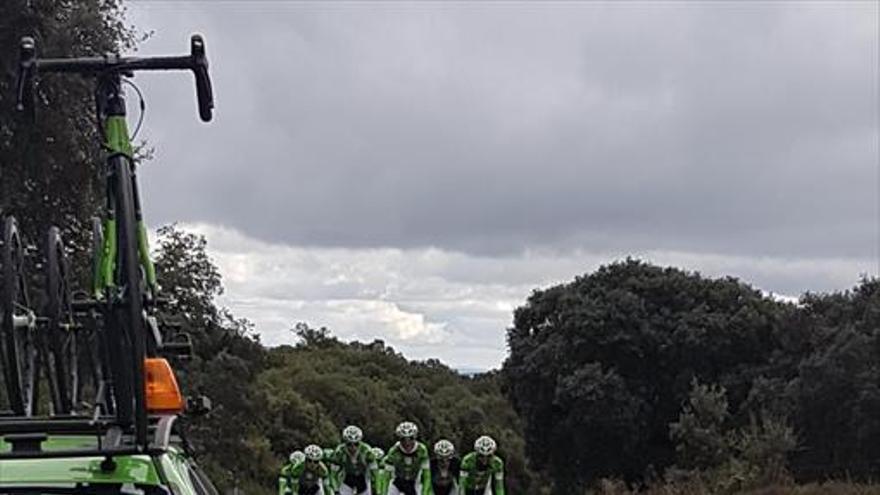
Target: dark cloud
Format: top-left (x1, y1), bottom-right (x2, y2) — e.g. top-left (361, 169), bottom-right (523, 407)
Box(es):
top-left (130, 2), bottom-right (878, 259)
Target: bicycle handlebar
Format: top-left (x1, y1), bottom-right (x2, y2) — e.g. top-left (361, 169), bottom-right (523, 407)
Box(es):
top-left (16, 34), bottom-right (214, 122)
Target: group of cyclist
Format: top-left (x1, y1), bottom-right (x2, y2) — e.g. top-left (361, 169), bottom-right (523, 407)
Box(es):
top-left (278, 421), bottom-right (505, 495)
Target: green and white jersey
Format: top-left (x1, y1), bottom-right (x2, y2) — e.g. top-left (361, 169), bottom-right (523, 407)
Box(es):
top-left (383, 441), bottom-right (430, 482)
top-left (330, 441), bottom-right (378, 477)
top-left (290, 460), bottom-right (330, 492)
top-left (372, 468), bottom-right (389, 495)
top-left (459, 453), bottom-right (505, 495)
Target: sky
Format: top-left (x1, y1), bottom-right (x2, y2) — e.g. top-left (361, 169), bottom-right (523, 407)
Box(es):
top-left (125, 1), bottom-right (878, 370)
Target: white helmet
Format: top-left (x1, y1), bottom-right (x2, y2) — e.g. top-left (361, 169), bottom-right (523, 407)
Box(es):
top-left (474, 436), bottom-right (497, 456)
top-left (289, 450), bottom-right (305, 465)
top-left (372, 447), bottom-right (385, 460)
top-left (304, 444), bottom-right (324, 461)
top-left (395, 421), bottom-right (418, 439)
top-left (343, 425), bottom-right (363, 443)
top-left (434, 439), bottom-right (455, 459)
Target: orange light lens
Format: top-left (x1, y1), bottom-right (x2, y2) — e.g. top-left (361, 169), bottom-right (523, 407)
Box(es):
top-left (145, 358), bottom-right (184, 414)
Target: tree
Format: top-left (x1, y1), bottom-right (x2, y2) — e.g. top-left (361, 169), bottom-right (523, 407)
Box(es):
top-left (669, 380), bottom-right (731, 471)
top-left (665, 380), bottom-right (795, 493)
top-left (153, 225), bottom-right (269, 491)
top-left (502, 259), bottom-right (788, 492)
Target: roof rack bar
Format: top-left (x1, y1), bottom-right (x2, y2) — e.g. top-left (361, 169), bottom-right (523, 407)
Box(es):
top-left (0, 417), bottom-right (123, 435)
top-left (0, 486), bottom-right (173, 495)
top-left (0, 446), bottom-right (163, 460)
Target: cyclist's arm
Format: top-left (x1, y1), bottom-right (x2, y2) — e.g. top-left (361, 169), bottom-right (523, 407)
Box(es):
top-left (278, 476), bottom-right (287, 495)
top-left (319, 462), bottom-right (333, 494)
top-left (450, 458), bottom-right (462, 488)
top-left (326, 451), bottom-right (341, 492)
top-left (493, 459), bottom-right (506, 495)
top-left (366, 445), bottom-right (379, 472)
top-left (368, 450), bottom-right (380, 489)
top-left (383, 449), bottom-right (398, 482)
top-left (420, 457), bottom-right (432, 495)
top-left (458, 456), bottom-right (471, 491)
top-left (289, 463), bottom-right (305, 495)
top-left (289, 474), bottom-right (301, 495)
top-left (278, 465), bottom-right (293, 495)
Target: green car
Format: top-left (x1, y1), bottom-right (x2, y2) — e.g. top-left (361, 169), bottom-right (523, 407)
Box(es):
top-left (0, 415), bottom-right (219, 495)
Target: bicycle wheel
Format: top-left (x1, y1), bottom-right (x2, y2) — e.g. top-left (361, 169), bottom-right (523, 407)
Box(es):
top-left (45, 226), bottom-right (78, 414)
top-left (86, 217), bottom-right (110, 412)
top-left (113, 156), bottom-right (148, 444)
top-left (1, 216), bottom-right (38, 415)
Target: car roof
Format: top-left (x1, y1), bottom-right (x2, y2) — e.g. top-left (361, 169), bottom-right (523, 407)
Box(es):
top-left (0, 436), bottom-right (162, 485)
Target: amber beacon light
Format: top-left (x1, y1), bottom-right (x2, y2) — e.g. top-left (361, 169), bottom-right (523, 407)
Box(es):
top-left (145, 358), bottom-right (185, 414)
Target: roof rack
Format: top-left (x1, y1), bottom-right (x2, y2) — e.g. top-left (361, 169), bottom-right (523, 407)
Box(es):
top-left (0, 414), bottom-right (179, 460)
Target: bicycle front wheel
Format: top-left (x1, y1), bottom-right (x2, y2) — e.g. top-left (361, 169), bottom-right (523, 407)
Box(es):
top-left (112, 156), bottom-right (148, 445)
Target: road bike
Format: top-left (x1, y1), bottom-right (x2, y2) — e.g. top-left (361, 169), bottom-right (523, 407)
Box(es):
top-left (3, 33), bottom-right (214, 447)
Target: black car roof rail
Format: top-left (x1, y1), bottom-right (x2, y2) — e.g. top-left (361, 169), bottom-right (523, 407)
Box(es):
top-left (0, 415), bottom-right (178, 460)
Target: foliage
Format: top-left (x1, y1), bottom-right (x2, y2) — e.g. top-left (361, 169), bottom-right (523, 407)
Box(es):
top-left (665, 381), bottom-right (796, 494)
top-left (505, 260), bottom-right (880, 492)
top-left (503, 259), bottom-right (787, 492)
top-left (152, 226), bottom-right (540, 495)
top-left (591, 480), bottom-right (880, 495)
top-left (0, 0), bottom-right (137, 286)
top-left (669, 380), bottom-right (731, 470)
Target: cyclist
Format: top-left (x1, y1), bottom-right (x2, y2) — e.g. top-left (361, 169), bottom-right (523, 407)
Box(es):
top-left (324, 447), bottom-right (340, 493)
top-left (329, 425), bottom-right (378, 495)
top-left (290, 444), bottom-right (332, 495)
top-left (371, 447), bottom-right (386, 495)
top-left (281, 451), bottom-right (307, 495)
top-left (459, 436), bottom-right (504, 495)
top-left (430, 440), bottom-right (460, 495)
top-left (383, 421), bottom-right (431, 495)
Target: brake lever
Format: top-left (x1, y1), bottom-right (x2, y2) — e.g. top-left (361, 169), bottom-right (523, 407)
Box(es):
top-left (190, 34), bottom-right (214, 122)
top-left (15, 36), bottom-right (36, 113)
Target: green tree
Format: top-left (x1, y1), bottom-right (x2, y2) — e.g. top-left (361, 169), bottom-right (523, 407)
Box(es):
top-left (669, 380), bottom-right (731, 470)
top-left (260, 330), bottom-right (541, 494)
top-left (153, 225), bottom-right (269, 491)
top-left (502, 259), bottom-right (788, 492)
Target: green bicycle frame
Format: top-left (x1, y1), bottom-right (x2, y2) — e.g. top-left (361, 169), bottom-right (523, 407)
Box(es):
top-left (93, 115), bottom-right (158, 297)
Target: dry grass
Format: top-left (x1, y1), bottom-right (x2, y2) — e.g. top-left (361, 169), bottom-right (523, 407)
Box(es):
top-left (746, 483), bottom-right (880, 495)
top-left (591, 479), bottom-right (880, 495)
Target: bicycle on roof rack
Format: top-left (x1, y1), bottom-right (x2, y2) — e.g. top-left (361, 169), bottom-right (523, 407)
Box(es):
top-left (1, 33), bottom-right (214, 450)
top-left (0, 208), bottom-right (78, 419)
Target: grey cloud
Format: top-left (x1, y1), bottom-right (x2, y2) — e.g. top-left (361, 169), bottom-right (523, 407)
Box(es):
top-left (130, 3), bottom-right (877, 262)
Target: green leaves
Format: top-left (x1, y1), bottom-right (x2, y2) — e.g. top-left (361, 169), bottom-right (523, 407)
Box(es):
top-left (505, 260), bottom-right (880, 491)
top-left (669, 380), bottom-right (732, 470)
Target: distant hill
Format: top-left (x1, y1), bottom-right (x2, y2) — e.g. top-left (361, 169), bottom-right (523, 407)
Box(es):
top-left (456, 367), bottom-right (489, 376)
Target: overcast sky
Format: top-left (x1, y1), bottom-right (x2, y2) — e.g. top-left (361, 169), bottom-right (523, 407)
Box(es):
top-left (125, 1), bottom-right (878, 369)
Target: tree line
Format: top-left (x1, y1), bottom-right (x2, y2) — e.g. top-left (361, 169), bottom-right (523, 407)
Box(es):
top-left (503, 259), bottom-right (880, 493)
top-left (154, 225), bottom-right (539, 494)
